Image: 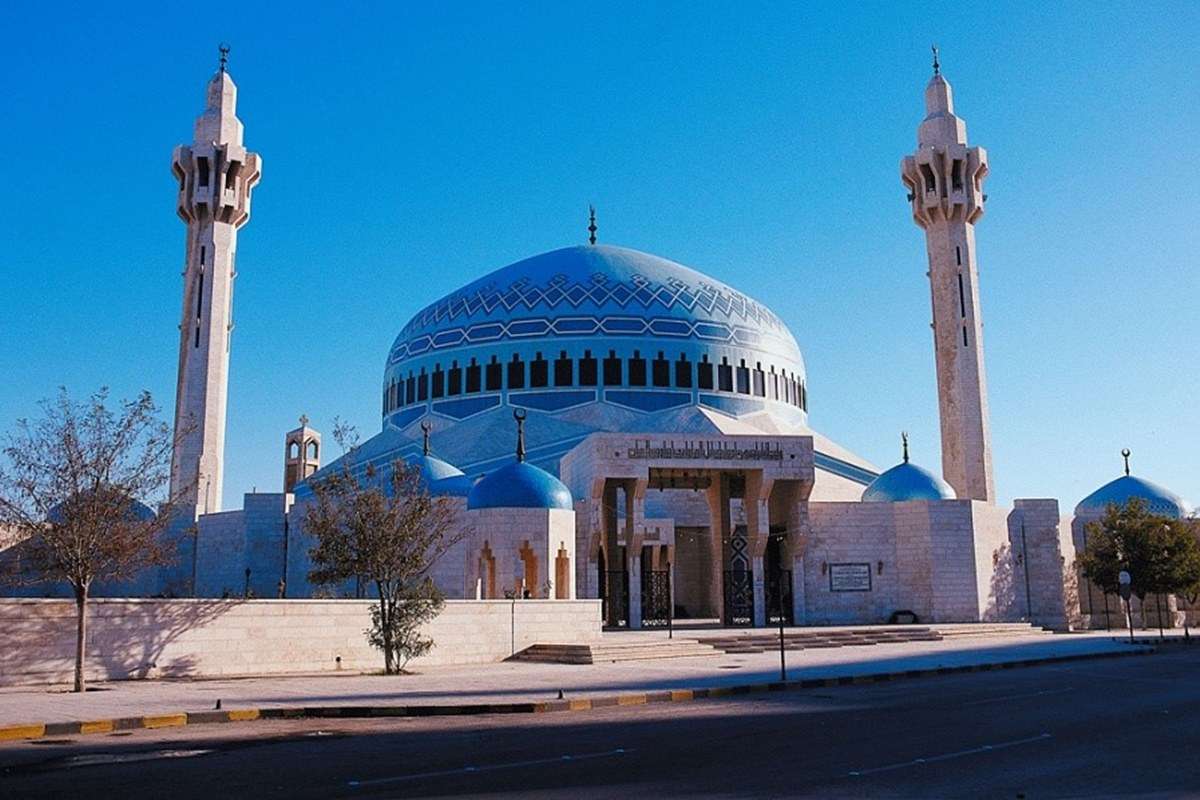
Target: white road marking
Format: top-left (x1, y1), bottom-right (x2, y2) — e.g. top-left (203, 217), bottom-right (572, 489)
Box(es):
top-left (961, 687), bottom-right (1075, 706)
top-left (847, 733), bottom-right (1051, 777)
top-left (347, 747), bottom-right (633, 787)
top-left (62, 749), bottom-right (214, 768)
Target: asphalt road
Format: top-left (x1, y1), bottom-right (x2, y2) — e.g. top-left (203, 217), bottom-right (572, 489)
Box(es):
top-left (2, 647), bottom-right (1198, 799)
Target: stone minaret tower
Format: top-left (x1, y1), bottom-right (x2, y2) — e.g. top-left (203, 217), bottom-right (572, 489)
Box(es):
top-left (900, 51), bottom-right (995, 502)
top-left (169, 49), bottom-right (262, 514)
top-left (284, 416), bottom-right (321, 493)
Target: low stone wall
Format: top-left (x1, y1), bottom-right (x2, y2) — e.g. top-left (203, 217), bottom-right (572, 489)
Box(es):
top-left (0, 598), bottom-right (602, 687)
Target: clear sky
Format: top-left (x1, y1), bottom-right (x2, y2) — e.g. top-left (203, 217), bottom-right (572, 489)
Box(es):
top-left (2, 2), bottom-right (1197, 511)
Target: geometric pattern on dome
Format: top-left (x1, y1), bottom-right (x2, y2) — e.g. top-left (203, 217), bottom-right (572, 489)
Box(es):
top-left (401, 270), bottom-right (790, 337)
top-left (388, 246), bottom-right (803, 366)
top-left (389, 312), bottom-right (793, 363)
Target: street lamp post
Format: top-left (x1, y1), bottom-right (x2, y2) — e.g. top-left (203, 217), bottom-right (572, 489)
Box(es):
top-left (1119, 570), bottom-right (1134, 645)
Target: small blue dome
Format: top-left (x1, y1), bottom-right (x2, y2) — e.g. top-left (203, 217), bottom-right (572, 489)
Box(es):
top-left (467, 460), bottom-right (573, 511)
top-left (405, 453), bottom-right (473, 497)
top-left (48, 491), bottom-right (156, 523)
top-left (1075, 474), bottom-right (1187, 519)
top-left (862, 461), bottom-right (956, 503)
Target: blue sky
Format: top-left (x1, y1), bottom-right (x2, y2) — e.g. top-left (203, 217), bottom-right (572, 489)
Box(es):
top-left (2, 2), bottom-right (1197, 510)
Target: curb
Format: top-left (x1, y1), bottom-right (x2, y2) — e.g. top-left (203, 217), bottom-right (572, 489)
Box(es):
top-left (0, 645), bottom-right (1154, 742)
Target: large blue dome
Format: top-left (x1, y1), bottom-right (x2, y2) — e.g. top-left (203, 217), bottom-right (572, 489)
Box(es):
top-left (380, 245), bottom-right (811, 437)
top-left (862, 461), bottom-right (956, 503)
top-left (1075, 475), bottom-right (1188, 519)
top-left (468, 460), bottom-right (573, 511)
top-left (389, 244), bottom-right (804, 372)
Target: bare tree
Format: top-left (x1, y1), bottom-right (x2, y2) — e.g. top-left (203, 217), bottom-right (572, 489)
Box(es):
top-left (303, 426), bottom-right (464, 674)
top-left (0, 388), bottom-right (185, 692)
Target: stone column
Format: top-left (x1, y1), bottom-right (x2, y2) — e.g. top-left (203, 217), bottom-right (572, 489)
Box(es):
top-left (705, 475), bottom-right (731, 622)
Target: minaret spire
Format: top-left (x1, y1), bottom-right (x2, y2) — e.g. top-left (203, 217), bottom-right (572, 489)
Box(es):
top-left (1122, 448), bottom-right (1131, 477)
top-left (514, 409), bottom-right (527, 463)
top-left (900, 51), bottom-right (995, 502)
top-left (169, 52), bottom-right (263, 514)
top-left (902, 431), bottom-right (910, 463)
top-left (588, 205), bottom-right (597, 245)
top-left (218, 43), bottom-right (229, 74)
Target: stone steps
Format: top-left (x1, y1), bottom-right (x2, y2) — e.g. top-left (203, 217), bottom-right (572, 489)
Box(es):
top-left (700, 627), bottom-right (945, 655)
top-left (930, 623), bottom-right (1054, 639)
top-left (511, 641), bottom-right (721, 665)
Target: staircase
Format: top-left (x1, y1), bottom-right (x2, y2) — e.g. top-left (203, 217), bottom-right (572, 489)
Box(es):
top-left (511, 640), bottom-right (721, 665)
top-left (928, 622), bottom-right (1055, 639)
top-left (700, 627), bottom-right (944, 655)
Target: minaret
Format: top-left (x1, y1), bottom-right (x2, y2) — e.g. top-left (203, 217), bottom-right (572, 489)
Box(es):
top-left (900, 50), bottom-right (994, 502)
top-left (169, 47), bottom-right (262, 514)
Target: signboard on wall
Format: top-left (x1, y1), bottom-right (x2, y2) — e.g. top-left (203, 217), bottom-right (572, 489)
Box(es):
top-left (829, 563), bottom-right (872, 592)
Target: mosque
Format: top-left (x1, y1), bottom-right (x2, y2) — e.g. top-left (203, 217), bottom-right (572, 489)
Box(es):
top-left (43, 50), bottom-right (1196, 632)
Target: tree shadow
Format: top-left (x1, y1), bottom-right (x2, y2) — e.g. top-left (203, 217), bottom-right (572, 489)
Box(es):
top-left (0, 599), bottom-right (241, 686)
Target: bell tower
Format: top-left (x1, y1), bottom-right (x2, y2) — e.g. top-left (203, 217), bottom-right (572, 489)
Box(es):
top-left (168, 47), bottom-right (262, 514)
top-left (284, 416), bottom-right (321, 493)
top-left (900, 50), bottom-right (995, 502)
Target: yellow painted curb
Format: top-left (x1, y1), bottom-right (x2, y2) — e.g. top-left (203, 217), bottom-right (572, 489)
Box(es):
top-left (80, 720), bottom-right (114, 734)
top-left (568, 699), bottom-right (592, 711)
top-left (670, 690), bottom-right (694, 701)
top-left (617, 694), bottom-right (647, 706)
top-left (0, 724), bottom-right (45, 741)
top-left (226, 709), bottom-right (260, 722)
top-left (142, 713), bottom-right (187, 729)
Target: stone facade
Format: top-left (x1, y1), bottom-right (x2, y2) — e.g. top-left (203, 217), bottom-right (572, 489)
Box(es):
top-left (0, 598), bottom-right (602, 687)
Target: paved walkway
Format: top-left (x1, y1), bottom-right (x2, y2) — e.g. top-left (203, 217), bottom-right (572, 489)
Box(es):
top-left (0, 632), bottom-right (1160, 727)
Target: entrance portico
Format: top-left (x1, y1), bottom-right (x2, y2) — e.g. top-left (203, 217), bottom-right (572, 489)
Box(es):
top-left (560, 433), bottom-right (814, 629)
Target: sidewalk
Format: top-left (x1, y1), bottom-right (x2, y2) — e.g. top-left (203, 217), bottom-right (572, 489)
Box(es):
top-left (0, 632), bottom-right (1158, 734)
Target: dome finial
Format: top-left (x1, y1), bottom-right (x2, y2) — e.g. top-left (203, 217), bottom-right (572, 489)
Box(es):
top-left (588, 205), bottom-right (597, 246)
top-left (218, 42), bottom-right (230, 74)
top-left (931, 44), bottom-right (940, 76)
top-left (513, 409), bottom-right (527, 462)
top-left (421, 420), bottom-right (432, 457)
top-left (1122, 448), bottom-right (1131, 477)
top-left (902, 431), bottom-right (910, 463)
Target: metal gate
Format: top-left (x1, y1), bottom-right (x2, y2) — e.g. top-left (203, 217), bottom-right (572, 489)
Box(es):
top-left (722, 569), bottom-right (754, 626)
top-left (766, 569), bottom-right (793, 625)
top-left (641, 570), bottom-right (672, 628)
top-left (600, 569), bottom-right (629, 628)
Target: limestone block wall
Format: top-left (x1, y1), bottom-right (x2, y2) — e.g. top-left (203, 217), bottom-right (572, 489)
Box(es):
top-left (1006, 500), bottom-right (1078, 630)
top-left (0, 598), bottom-right (602, 687)
top-left (802, 499), bottom-right (1057, 626)
top-left (896, 501), bottom-right (983, 622)
top-left (242, 493), bottom-right (290, 597)
top-left (194, 510), bottom-right (247, 597)
top-left (465, 507), bottom-right (576, 600)
top-left (968, 501), bottom-right (1013, 622)
top-left (802, 502), bottom-right (900, 624)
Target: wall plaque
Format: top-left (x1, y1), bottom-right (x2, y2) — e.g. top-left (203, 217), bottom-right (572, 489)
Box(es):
top-left (829, 563), bottom-right (872, 592)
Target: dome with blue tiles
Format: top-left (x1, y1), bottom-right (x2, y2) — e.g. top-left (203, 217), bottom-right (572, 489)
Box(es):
top-left (362, 239), bottom-right (881, 501)
top-left (861, 436), bottom-right (956, 503)
top-left (467, 460), bottom-right (573, 511)
top-left (389, 244), bottom-right (804, 375)
top-left (467, 411), bottom-right (573, 510)
top-left (49, 490), bottom-right (156, 522)
top-left (1075, 451), bottom-right (1188, 518)
top-left (404, 453), bottom-right (473, 497)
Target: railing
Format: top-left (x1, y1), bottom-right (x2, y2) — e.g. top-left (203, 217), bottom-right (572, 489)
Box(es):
top-left (600, 569), bottom-right (630, 628)
top-left (641, 570), bottom-right (672, 628)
